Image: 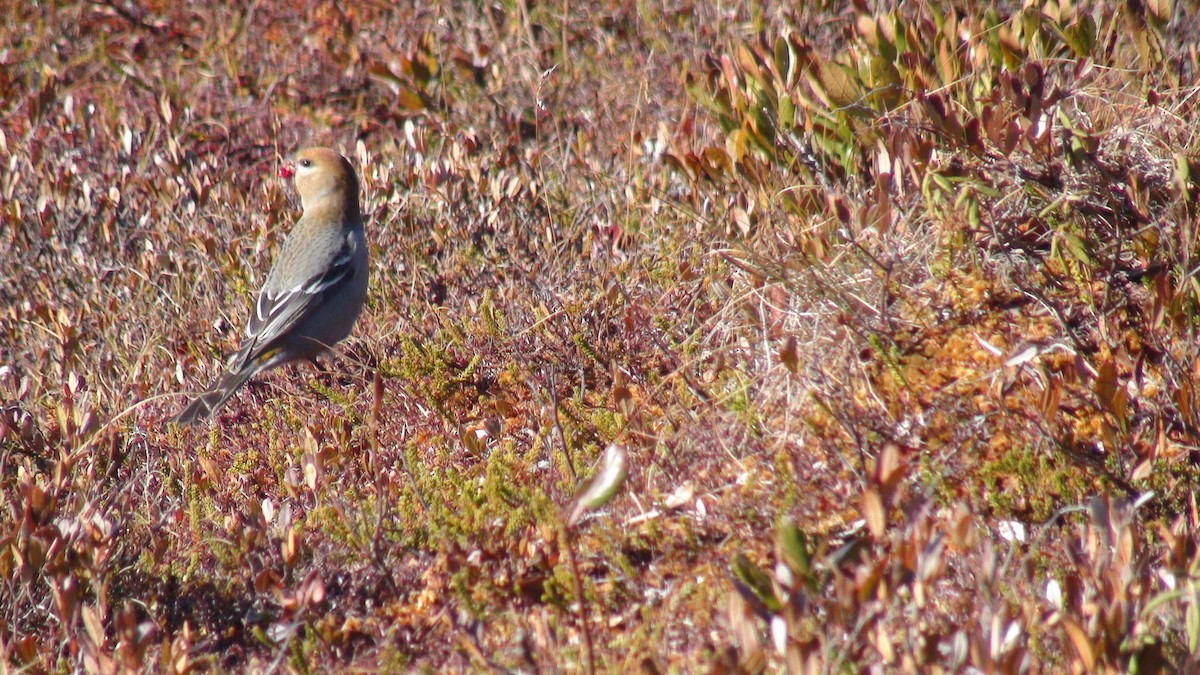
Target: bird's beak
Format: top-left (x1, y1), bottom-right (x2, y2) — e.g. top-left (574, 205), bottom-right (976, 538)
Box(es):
top-left (280, 161), bottom-right (295, 179)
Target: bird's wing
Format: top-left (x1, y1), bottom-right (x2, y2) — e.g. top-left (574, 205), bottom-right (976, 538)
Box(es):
top-left (234, 233), bottom-right (360, 368)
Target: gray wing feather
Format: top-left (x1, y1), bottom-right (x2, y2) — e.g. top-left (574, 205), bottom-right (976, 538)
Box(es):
top-left (234, 235), bottom-right (358, 369)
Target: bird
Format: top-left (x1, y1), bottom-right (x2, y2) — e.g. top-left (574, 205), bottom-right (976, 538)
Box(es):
top-left (170, 147), bottom-right (369, 426)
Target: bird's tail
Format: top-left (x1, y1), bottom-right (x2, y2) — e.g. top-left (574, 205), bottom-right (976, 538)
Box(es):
top-left (169, 366), bottom-right (259, 426)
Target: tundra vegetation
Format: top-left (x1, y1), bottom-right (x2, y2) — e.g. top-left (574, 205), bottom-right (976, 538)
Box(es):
top-left (3, 1), bottom-right (1199, 671)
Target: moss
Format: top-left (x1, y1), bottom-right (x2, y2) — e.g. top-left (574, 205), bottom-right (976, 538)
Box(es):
top-left (975, 447), bottom-right (1094, 522)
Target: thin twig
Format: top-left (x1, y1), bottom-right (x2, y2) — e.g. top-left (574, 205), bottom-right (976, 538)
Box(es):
top-left (562, 524), bottom-right (594, 675)
top-left (546, 370), bottom-right (577, 483)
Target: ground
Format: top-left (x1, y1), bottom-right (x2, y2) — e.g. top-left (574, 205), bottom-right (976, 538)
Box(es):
top-left (3, 0), bottom-right (1200, 672)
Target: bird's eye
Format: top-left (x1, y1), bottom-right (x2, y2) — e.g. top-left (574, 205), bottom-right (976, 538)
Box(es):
top-left (300, 159), bottom-right (313, 168)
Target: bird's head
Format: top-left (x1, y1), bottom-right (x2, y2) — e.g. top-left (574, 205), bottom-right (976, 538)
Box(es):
top-left (281, 147), bottom-right (359, 213)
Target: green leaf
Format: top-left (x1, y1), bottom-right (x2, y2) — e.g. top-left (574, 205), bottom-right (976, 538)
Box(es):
top-left (565, 443), bottom-right (629, 527)
top-left (733, 554), bottom-right (782, 612)
top-left (1062, 231), bottom-right (1092, 265)
top-left (817, 62), bottom-right (861, 109)
top-left (1063, 14), bottom-right (1097, 57)
top-left (778, 520), bottom-right (818, 592)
